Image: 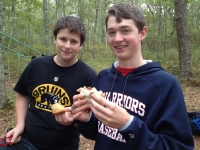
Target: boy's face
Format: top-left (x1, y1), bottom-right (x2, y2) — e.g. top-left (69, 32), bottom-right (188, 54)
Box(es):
top-left (54, 28), bottom-right (81, 65)
top-left (106, 16), bottom-right (146, 62)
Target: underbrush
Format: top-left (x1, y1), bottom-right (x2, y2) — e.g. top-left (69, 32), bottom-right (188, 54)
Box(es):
top-left (2, 44), bottom-right (200, 101)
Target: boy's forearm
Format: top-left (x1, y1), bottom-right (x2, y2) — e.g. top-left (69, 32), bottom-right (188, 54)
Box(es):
top-left (15, 94), bottom-right (29, 129)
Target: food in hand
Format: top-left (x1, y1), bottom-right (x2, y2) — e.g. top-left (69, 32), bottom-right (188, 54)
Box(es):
top-left (50, 103), bottom-right (67, 115)
top-left (77, 86), bottom-right (104, 106)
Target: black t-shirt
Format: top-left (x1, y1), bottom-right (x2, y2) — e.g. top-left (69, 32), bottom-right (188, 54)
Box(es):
top-left (13, 56), bottom-right (97, 150)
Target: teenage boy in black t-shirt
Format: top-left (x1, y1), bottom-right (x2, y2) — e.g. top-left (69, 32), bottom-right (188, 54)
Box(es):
top-left (0, 16), bottom-right (96, 150)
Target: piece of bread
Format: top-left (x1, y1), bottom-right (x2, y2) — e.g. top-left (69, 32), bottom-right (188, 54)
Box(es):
top-left (50, 103), bottom-right (67, 115)
top-left (77, 86), bottom-right (104, 106)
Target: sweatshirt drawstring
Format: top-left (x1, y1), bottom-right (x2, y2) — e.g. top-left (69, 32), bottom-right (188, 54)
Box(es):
top-left (109, 70), bottom-right (131, 108)
top-left (121, 73), bottom-right (131, 107)
top-left (109, 70), bottom-right (118, 101)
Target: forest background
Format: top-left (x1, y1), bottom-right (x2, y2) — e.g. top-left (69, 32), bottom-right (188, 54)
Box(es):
top-left (0, 0), bottom-right (200, 149)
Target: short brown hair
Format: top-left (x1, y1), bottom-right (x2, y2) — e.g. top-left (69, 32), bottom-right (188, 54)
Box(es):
top-left (105, 2), bottom-right (145, 32)
top-left (53, 16), bottom-right (86, 46)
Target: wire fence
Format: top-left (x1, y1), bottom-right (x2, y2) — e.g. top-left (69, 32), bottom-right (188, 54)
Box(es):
top-left (0, 32), bottom-right (43, 81)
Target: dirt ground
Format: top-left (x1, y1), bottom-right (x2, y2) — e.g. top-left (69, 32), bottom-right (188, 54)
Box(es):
top-left (0, 80), bottom-right (200, 149)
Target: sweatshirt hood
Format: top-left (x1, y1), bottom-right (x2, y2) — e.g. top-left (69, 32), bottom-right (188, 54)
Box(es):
top-left (107, 61), bottom-right (164, 107)
top-left (111, 61), bottom-right (163, 77)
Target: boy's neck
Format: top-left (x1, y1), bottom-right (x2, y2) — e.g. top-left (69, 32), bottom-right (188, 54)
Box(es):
top-left (118, 58), bottom-right (146, 68)
top-left (54, 55), bottom-right (78, 67)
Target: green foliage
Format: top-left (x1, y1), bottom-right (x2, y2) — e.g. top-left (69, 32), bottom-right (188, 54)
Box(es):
top-left (142, 47), bottom-right (179, 73)
top-left (143, 46), bottom-right (200, 82)
top-left (81, 44), bottom-right (116, 73)
top-left (3, 54), bottom-right (30, 79)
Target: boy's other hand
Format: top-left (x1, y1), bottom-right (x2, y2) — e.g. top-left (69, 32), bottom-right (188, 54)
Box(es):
top-left (72, 94), bottom-right (91, 122)
top-left (55, 107), bottom-right (74, 126)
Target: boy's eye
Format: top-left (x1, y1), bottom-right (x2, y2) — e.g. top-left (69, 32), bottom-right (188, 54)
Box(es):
top-left (122, 29), bottom-right (129, 33)
top-left (61, 38), bottom-right (66, 41)
top-left (71, 40), bottom-right (78, 44)
top-left (108, 31), bottom-right (115, 36)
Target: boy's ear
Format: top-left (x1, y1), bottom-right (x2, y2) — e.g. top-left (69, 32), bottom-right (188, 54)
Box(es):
top-left (140, 26), bottom-right (147, 41)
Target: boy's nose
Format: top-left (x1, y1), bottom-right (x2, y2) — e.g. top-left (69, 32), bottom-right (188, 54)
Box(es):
top-left (114, 32), bottom-right (123, 42)
top-left (64, 41), bottom-right (71, 48)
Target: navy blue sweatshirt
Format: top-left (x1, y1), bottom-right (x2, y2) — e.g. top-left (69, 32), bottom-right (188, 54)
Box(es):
top-left (78, 62), bottom-right (194, 150)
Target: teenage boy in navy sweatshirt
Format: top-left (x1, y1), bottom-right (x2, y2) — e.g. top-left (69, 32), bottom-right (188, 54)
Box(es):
top-left (57, 2), bottom-right (194, 150)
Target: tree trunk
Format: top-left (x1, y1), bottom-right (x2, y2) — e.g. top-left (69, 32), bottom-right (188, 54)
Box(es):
top-left (157, 2), bottom-right (162, 59)
top-left (78, 0), bottom-right (84, 61)
top-left (93, 0), bottom-right (100, 58)
top-left (0, 0), bottom-right (8, 110)
top-left (43, 0), bottom-right (50, 55)
top-left (174, 0), bottom-right (192, 79)
top-left (11, 1), bottom-right (17, 47)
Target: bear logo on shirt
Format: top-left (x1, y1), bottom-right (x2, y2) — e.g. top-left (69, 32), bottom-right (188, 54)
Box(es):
top-left (32, 84), bottom-right (70, 112)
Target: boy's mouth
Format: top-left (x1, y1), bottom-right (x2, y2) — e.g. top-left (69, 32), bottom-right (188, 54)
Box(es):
top-left (114, 45), bottom-right (127, 49)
